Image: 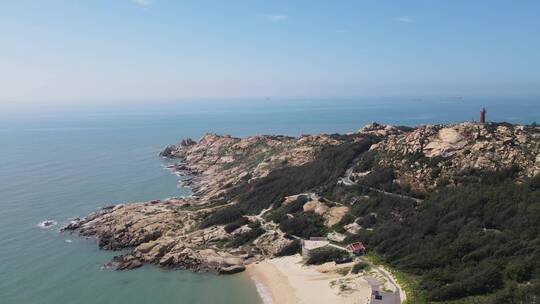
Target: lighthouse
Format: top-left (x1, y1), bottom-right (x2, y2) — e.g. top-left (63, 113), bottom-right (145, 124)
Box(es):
top-left (480, 107), bottom-right (486, 123)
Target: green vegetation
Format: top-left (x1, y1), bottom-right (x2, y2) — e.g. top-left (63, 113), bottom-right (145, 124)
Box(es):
top-left (247, 220), bottom-right (261, 229)
top-left (229, 138), bottom-right (375, 214)
top-left (337, 267), bottom-right (352, 276)
top-left (275, 239), bottom-right (302, 257)
top-left (361, 168), bottom-right (394, 188)
top-left (306, 246), bottom-right (348, 265)
top-left (223, 217), bottom-right (249, 233)
top-left (344, 169), bottom-right (540, 302)
top-left (354, 149), bottom-right (380, 172)
top-left (279, 211), bottom-right (328, 239)
top-left (199, 129), bottom-right (539, 302)
top-left (364, 253), bottom-right (429, 304)
top-left (351, 261), bottom-right (370, 274)
top-left (228, 227), bottom-right (265, 247)
top-left (199, 206), bottom-right (244, 229)
top-left (203, 138), bottom-right (375, 232)
top-left (267, 195), bottom-right (309, 223)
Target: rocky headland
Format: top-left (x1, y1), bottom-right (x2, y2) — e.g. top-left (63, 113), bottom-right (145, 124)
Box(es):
top-left (63, 120), bottom-right (540, 301)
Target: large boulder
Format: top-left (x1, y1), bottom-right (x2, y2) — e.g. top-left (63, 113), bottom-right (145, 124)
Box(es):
top-left (424, 127), bottom-right (468, 157)
top-left (159, 145), bottom-right (177, 157)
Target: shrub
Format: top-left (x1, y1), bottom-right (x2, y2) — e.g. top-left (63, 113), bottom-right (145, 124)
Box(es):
top-left (346, 171), bottom-right (540, 301)
top-left (275, 239), bottom-right (301, 257)
top-left (282, 195), bottom-right (309, 214)
top-left (355, 150), bottom-right (379, 172)
top-left (229, 138), bottom-right (375, 214)
top-left (430, 167), bottom-right (441, 179)
top-left (200, 206), bottom-right (244, 228)
top-left (361, 168), bottom-right (394, 188)
top-left (224, 217), bottom-right (249, 233)
top-left (337, 267), bottom-right (351, 276)
top-left (279, 212), bottom-right (327, 239)
top-left (306, 246), bottom-right (348, 265)
top-left (247, 220), bottom-right (261, 229)
top-left (351, 262), bottom-right (370, 274)
top-left (228, 227), bottom-right (265, 247)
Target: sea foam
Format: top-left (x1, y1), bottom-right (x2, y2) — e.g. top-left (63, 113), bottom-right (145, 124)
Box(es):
top-left (251, 277), bottom-right (273, 304)
top-left (37, 220), bottom-right (57, 229)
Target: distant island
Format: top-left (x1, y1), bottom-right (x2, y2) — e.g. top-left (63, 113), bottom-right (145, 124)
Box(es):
top-left (63, 119), bottom-right (540, 303)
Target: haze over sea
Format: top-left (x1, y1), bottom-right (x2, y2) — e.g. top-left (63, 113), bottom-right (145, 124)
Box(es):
top-left (1, 97), bottom-right (538, 304)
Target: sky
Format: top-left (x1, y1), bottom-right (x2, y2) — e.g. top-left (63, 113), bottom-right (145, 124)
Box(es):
top-left (1, 0), bottom-right (539, 107)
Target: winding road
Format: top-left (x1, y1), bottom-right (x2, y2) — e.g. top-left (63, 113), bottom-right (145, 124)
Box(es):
top-left (338, 155), bottom-right (423, 204)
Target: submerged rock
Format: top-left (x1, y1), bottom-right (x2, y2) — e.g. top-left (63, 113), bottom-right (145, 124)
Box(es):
top-left (38, 220), bottom-right (57, 228)
top-left (108, 254), bottom-right (143, 270)
top-left (218, 265), bottom-right (245, 274)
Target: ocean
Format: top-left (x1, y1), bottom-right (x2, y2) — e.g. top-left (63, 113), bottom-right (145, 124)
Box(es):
top-left (0, 97), bottom-right (538, 304)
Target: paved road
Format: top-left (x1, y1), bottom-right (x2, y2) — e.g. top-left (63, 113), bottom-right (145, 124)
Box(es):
top-left (338, 155), bottom-right (406, 303)
top-left (338, 156), bottom-right (423, 204)
top-left (365, 275), bottom-right (400, 304)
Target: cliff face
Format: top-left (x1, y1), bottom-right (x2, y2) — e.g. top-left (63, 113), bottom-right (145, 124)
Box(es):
top-left (64, 121), bottom-right (540, 275)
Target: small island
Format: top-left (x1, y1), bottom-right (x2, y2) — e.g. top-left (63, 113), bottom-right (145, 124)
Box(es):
top-left (63, 120), bottom-right (540, 303)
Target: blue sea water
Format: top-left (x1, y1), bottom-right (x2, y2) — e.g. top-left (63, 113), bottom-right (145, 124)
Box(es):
top-left (0, 97), bottom-right (538, 304)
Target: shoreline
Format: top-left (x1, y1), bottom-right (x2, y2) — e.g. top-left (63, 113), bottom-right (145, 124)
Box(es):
top-left (247, 255), bottom-right (372, 304)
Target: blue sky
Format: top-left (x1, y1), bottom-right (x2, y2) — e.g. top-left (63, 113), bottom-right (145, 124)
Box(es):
top-left (1, 0), bottom-right (539, 105)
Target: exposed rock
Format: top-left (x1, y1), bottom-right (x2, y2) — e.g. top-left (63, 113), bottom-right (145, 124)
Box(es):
top-left (65, 121), bottom-right (539, 277)
top-left (301, 194), bottom-right (349, 227)
top-left (180, 138), bottom-right (196, 147)
top-left (366, 122), bottom-right (540, 191)
top-left (327, 232), bottom-right (346, 242)
top-left (358, 122), bottom-right (400, 137)
top-left (344, 222), bottom-right (362, 234)
top-left (303, 200), bottom-right (329, 215)
top-left (108, 254), bottom-right (143, 270)
top-left (159, 145), bottom-right (177, 157)
top-left (158, 133), bottom-right (347, 199)
top-left (424, 127), bottom-right (468, 157)
top-left (325, 206), bottom-right (349, 227)
top-left (61, 218), bottom-right (82, 231)
top-left (219, 265), bottom-right (246, 274)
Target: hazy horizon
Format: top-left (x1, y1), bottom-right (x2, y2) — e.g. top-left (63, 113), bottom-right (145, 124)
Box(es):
top-left (1, 0), bottom-right (540, 106)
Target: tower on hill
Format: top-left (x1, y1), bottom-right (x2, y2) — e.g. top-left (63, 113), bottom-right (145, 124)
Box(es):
top-left (480, 107), bottom-right (487, 123)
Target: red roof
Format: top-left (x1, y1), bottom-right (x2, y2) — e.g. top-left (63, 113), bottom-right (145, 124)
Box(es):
top-left (349, 242), bottom-right (365, 251)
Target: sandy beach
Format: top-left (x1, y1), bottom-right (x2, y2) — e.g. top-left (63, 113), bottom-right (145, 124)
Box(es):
top-left (247, 255), bottom-right (372, 304)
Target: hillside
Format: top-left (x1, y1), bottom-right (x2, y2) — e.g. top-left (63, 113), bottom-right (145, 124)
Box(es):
top-left (64, 121), bottom-right (540, 303)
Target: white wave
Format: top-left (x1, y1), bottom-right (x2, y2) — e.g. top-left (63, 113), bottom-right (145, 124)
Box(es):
top-left (65, 239), bottom-right (73, 243)
top-left (37, 220), bottom-right (57, 228)
top-left (251, 277), bottom-right (273, 304)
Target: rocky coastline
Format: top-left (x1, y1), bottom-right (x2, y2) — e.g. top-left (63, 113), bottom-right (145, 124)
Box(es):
top-left (62, 121), bottom-right (540, 276)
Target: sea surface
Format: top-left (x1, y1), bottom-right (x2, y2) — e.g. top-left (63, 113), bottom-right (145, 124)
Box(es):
top-left (0, 97), bottom-right (538, 304)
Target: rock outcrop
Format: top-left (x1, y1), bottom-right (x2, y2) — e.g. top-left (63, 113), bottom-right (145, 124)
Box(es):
top-left (63, 198), bottom-right (256, 273)
top-left (362, 122), bottom-right (540, 190)
top-left (64, 121), bottom-right (539, 274)
top-left (162, 133), bottom-right (346, 199)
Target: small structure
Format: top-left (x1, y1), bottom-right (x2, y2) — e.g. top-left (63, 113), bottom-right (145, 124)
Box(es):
top-left (301, 237), bottom-right (329, 257)
top-left (347, 242), bottom-right (366, 256)
top-left (480, 107), bottom-right (487, 123)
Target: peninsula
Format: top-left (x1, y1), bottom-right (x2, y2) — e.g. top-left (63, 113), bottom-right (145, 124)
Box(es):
top-left (63, 121), bottom-right (540, 303)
